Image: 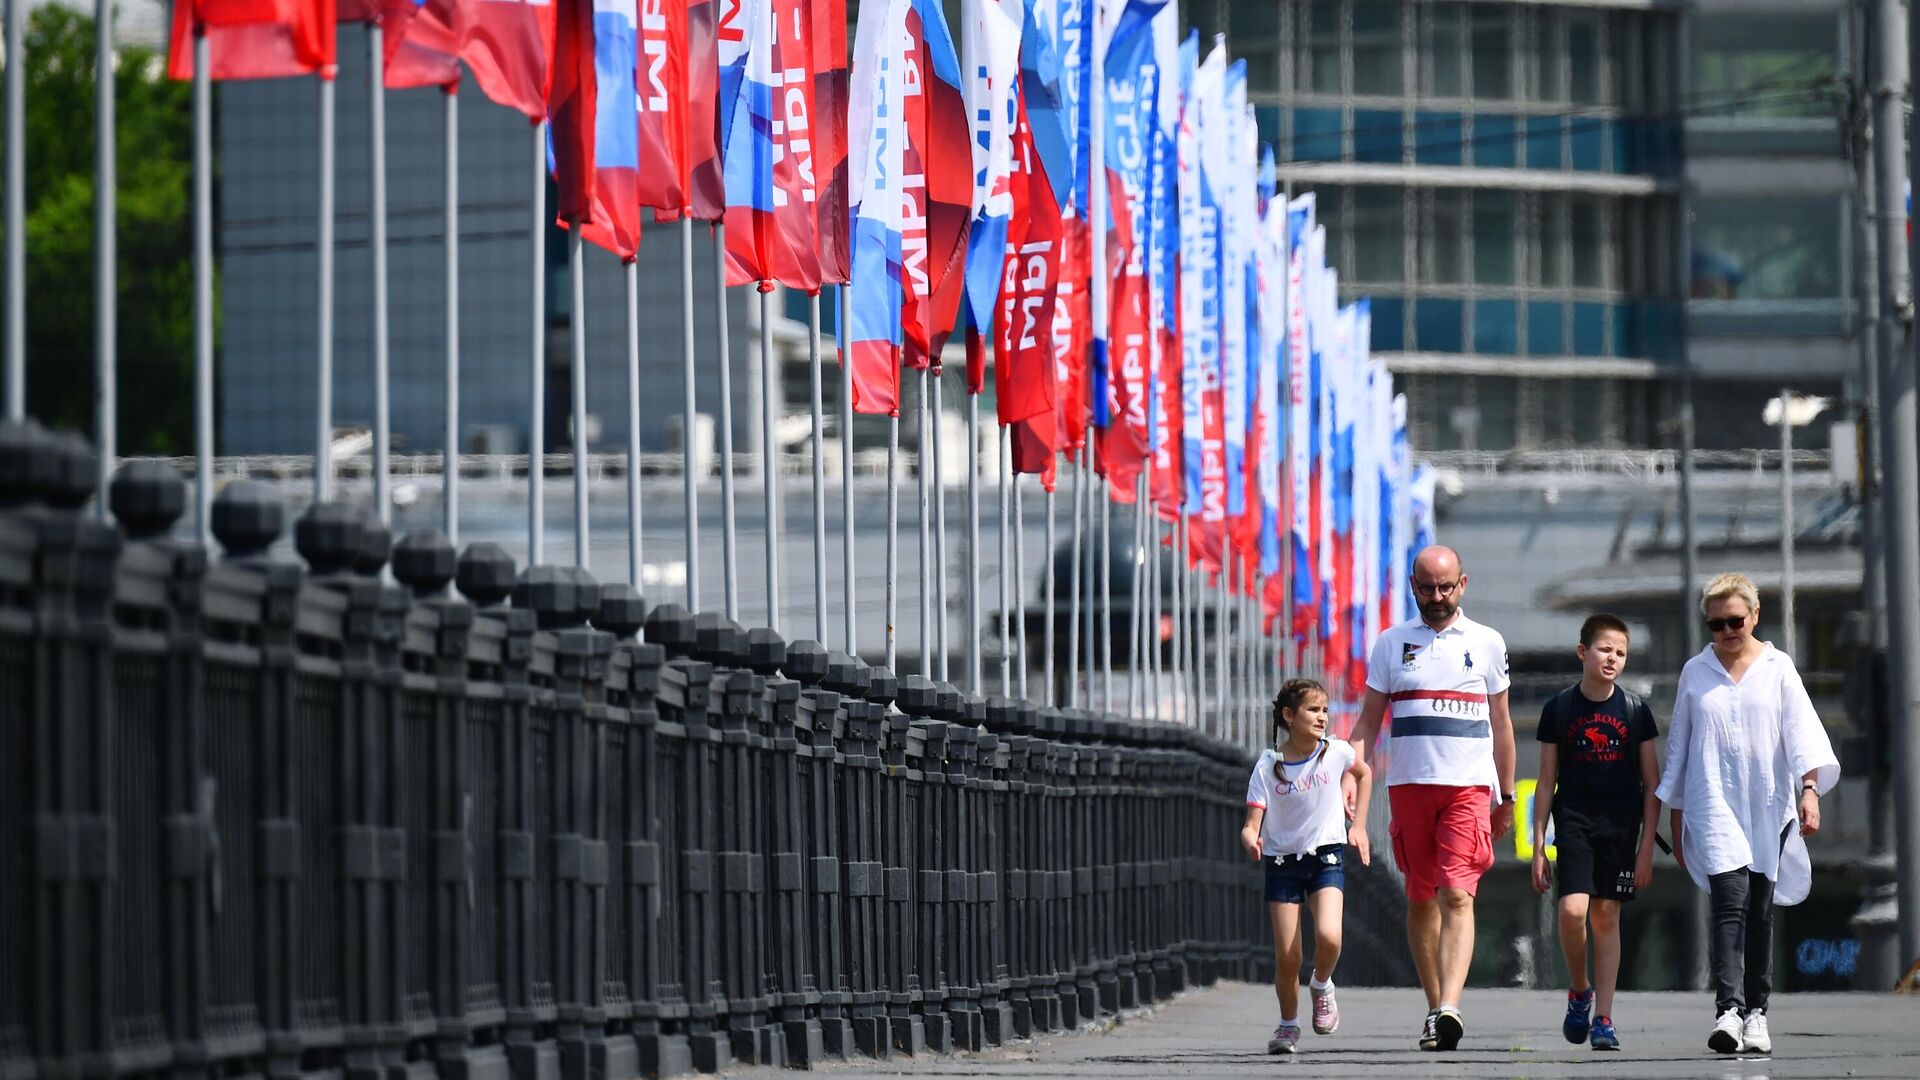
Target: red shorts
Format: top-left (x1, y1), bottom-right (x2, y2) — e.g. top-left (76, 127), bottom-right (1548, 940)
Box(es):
top-left (1388, 784), bottom-right (1495, 902)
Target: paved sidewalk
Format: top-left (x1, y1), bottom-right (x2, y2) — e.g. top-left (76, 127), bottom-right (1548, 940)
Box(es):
top-left (729, 985), bottom-right (1920, 1078)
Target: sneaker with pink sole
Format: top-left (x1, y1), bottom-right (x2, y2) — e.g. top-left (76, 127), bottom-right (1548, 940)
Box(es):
top-left (1311, 982), bottom-right (1340, 1034)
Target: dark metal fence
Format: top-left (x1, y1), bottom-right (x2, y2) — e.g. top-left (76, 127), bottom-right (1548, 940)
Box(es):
top-left (1, 421), bottom-right (1407, 1080)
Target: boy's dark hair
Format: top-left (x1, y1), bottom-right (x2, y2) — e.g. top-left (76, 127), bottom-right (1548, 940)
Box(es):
top-left (1271, 678), bottom-right (1327, 741)
top-left (1579, 613), bottom-right (1631, 648)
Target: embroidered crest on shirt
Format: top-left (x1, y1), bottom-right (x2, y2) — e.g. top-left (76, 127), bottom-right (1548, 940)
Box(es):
top-left (1401, 642), bottom-right (1421, 670)
top-left (1463, 650), bottom-right (1474, 671)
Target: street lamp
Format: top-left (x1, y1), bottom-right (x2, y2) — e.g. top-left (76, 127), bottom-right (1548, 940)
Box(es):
top-left (1767, 389), bottom-right (1831, 660)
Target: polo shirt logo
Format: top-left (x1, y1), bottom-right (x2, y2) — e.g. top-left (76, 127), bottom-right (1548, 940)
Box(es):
top-left (1463, 651), bottom-right (1474, 671)
top-left (1401, 642), bottom-right (1421, 670)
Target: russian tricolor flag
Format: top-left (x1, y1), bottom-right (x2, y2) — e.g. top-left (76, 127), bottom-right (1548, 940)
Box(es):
top-left (847, 0), bottom-right (910, 414)
top-left (722, 0), bottom-right (822, 289)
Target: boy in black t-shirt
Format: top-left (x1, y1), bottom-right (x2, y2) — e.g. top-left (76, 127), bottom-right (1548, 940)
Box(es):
top-left (1531, 614), bottom-right (1660, 1052)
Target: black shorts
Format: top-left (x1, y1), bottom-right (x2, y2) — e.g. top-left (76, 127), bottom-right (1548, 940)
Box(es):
top-left (1553, 803), bottom-right (1641, 902)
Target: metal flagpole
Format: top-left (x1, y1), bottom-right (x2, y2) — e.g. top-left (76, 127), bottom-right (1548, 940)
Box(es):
top-left (967, 387), bottom-right (982, 692)
top-left (931, 371), bottom-right (948, 680)
top-left (1150, 515), bottom-right (1162, 721)
top-left (681, 218), bottom-right (701, 608)
top-left (760, 288), bottom-right (781, 631)
top-left (1089, 18), bottom-right (1109, 716)
top-left (1884, 0), bottom-right (1920, 965)
top-left (1780, 388), bottom-right (1797, 658)
top-left (917, 367), bottom-right (932, 677)
top-left (1015, 474), bottom-right (1030, 700)
top-left (1100, 466), bottom-right (1112, 712)
top-left (1174, 505), bottom-right (1188, 724)
top-left (999, 425), bottom-right (1013, 695)
top-left (1067, 445), bottom-right (1083, 706)
top-left (840, 286), bottom-right (856, 651)
top-left (1044, 485), bottom-right (1055, 705)
top-left (443, 88), bottom-right (460, 545)
top-left (317, 74), bottom-right (337, 504)
top-left (1216, 556), bottom-right (1228, 740)
top-left (93, 0), bottom-right (114, 514)
top-left (1128, 478), bottom-right (1145, 719)
top-left (887, 410), bottom-right (899, 670)
top-left (529, 123), bottom-right (546, 565)
top-left (809, 292), bottom-right (828, 641)
top-left (715, 225), bottom-right (738, 617)
top-left (192, 34), bottom-right (212, 545)
top-left (1083, 443), bottom-right (1097, 709)
top-left (370, 26), bottom-right (391, 524)
top-left (569, 222), bottom-right (588, 569)
top-left (3, 0), bottom-right (22, 419)
top-left (627, 260), bottom-right (642, 586)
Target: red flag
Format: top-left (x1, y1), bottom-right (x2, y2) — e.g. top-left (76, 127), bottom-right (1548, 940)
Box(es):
top-left (813, 0), bottom-right (850, 283)
top-left (995, 86), bottom-right (1060, 436)
top-left (673, 0), bottom-right (726, 221)
top-left (382, 0), bottom-right (463, 90)
top-left (464, 0), bottom-right (559, 120)
top-left (722, 0), bottom-right (822, 290)
top-left (636, 0), bottom-right (691, 214)
top-left (1098, 171), bottom-right (1151, 497)
top-left (899, 1), bottom-right (972, 372)
top-left (547, 0), bottom-right (597, 226)
top-left (1151, 268), bottom-right (1183, 518)
top-left (169, 0), bottom-right (339, 81)
top-left (1050, 216), bottom-right (1091, 453)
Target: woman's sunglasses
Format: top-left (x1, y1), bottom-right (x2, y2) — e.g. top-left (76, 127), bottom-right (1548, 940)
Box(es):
top-left (1707, 615), bottom-right (1747, 633)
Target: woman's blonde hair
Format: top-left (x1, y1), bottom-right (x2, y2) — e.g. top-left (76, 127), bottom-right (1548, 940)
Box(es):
top-left (1700, 572), bottom-right (1760, 615)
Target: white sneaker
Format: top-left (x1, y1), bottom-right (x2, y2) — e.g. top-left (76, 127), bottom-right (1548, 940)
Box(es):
top-left (1741, 1011), bottom-right (1771, 1054)
top-left (1267, 1021), bottom-right (1301, 1054)
top-left (1709, 1009), bottom-right (1743, 1054)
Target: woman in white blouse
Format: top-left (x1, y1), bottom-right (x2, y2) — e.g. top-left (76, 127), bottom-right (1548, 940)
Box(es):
top-left (1654, 572), bottom-right (1839, 1057)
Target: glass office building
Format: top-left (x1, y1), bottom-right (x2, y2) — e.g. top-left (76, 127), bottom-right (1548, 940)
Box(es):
top-left (1202, 0), bottom-right (1687, 450)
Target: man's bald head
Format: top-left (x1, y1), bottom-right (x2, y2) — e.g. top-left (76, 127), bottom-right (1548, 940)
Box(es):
top-left (1410, 545), bottom-right (1467, 628)
top-left (1414, 545), bottom-right (1463, 578)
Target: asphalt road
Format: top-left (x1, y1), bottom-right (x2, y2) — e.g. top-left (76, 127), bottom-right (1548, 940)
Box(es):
top-left (726, 985), bottom-right (1920, 1078)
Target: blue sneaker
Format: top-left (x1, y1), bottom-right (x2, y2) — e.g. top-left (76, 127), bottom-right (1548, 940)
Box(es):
top-left (1562, 988), bottom-right (1594, 1044)
top-left (1590, 1015), bottom-right (1619, 1051)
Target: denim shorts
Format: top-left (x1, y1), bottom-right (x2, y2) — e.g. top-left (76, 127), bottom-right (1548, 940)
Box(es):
top-left (1264, 845), bottom-right (1346, 903)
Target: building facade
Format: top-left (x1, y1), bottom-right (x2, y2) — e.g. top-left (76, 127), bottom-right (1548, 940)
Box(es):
top-left (1686, 0), bottom-right (1857, 449)
top-left (1205, 0), bottom-right (1688, 451)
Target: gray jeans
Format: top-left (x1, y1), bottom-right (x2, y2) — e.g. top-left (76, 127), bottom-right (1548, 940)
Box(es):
top-left (1708, 867), bottom-right (1774, 1016)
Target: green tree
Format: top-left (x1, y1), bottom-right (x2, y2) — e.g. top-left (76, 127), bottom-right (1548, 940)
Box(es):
top-left (9, 6), bottom-right (195, 453)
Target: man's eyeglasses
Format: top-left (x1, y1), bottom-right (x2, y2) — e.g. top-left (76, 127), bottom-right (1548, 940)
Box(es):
top-left (1412, 580), bottom-right (1459, 598)
top-left (1707, 615), bottom-right (1747, 633)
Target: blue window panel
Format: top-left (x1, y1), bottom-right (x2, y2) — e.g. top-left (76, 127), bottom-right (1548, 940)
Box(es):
top-left (1256, 105), bottom-right (1283, 147)
top-left (1354, 109), bottom-right (1404, 163)
top-left (1415, 112), bottom-right (1464, 166)
top-left (1293, 108), bottom-right (1343, 161)
top-left (1611, 304), bottom-right (1638, 356)
top-left (1526, 116), bottom-right (1563, 170)
top-left (1415, 298), bottom-right (1464, 353)
top-left (1527, 301), bottom-right (1566, 355)
top-left (1573, 302), bottom-right (1607, 355)
top-left (1473, 299), bottom-right (1518, 355)
top-left (1612, 118), bottom-right (1638, 174)
top-left (1474, 114), bottom-right (1517, 169)
top-left (1368, 296), bottom-right (1406, 351)
top-left (1571, 117), bottom-right (1605, 171)
top-left (1648, 301), bottom-right (1683, 360)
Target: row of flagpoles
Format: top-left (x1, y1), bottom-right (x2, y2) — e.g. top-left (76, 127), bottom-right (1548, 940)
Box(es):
top-left (0, 0), bottom-right (1441, 745)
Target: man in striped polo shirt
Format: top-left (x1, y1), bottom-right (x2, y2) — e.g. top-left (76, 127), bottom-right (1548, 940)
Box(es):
top-left (1349, 545), bottom-right (1516, 1052)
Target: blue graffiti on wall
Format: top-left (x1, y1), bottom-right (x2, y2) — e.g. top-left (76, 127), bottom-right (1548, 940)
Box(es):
top-left (1794, 937), bottom-right (1859, 979)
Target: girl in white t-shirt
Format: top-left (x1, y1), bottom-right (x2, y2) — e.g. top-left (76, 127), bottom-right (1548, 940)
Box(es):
top-left (1240, 678), bottom-right (1374, 1055)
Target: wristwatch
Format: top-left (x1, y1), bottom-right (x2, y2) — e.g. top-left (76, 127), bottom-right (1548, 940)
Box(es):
top-left (1801, 783), bottom-right (1819, 796)
top-left (1500, 791), bottom-right (1517, 806)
